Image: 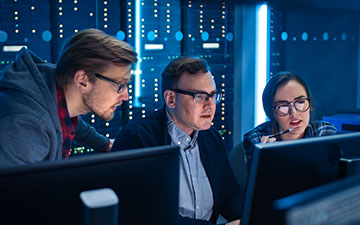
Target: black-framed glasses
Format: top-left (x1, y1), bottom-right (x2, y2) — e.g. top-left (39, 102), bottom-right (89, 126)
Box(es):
top-left (95, 73), bottom-right (127, 94)
top-left (171, 88), bottom-right (222, 104)
top-left (273, 98), bottom-right (310, 117)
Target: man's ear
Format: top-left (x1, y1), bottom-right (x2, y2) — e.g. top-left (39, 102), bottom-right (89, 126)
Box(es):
top-left (74, 70), bottom-right (90, 93)
top-left (164, 90), bottom-right (176, 109)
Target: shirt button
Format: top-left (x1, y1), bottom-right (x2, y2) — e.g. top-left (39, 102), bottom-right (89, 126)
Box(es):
top-left (177, 141), bottom-right (181, 145)
top-left (196, 205), bottom-right (199, 209)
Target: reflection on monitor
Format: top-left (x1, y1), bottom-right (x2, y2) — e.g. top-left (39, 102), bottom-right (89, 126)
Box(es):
top-left (0, 145), bottom-right (179, 225)
top-left (273, 174), bottom-right (360, 225)
top-left (241, 132), bottom-right (360, 225)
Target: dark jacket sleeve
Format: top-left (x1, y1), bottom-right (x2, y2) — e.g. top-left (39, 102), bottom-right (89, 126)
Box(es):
top-left (198, 128), bottom-right (243, 224)
top-left (74, 116), bottom-right (109, 152)
top-left (216, 133), bottom-right (243, 221)
top-left (112, 115), bottom-right (166, 151)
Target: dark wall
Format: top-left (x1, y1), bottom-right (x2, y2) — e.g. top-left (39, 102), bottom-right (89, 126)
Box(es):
top-left (270, 6), bottom-right (359, 120)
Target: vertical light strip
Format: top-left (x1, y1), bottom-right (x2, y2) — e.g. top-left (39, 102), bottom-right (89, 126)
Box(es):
top-left (134, 0), bottom-right (142, 107)
top-left (255, 3), bottom-right (269, 126)
top-left (95, 0), bottom-right (98, 29)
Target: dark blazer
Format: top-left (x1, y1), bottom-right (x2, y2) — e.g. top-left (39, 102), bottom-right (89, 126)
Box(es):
top-left (113, 107), bottom-right (243, 225)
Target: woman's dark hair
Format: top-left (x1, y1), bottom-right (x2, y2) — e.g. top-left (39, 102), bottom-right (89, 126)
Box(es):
top-left (262, 71), bottom-right (313, 131)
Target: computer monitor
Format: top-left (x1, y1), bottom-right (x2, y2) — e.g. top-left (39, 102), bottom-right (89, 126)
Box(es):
top-left (241, 132), bottom-right (360, 225)
top-left (0, 145), bottom-right (179, 225)
top-left (273, 173), bottom-right (360, 225)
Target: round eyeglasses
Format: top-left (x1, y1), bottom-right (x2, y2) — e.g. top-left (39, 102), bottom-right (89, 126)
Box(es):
top-left (273, 98), bottom-right (310, 117)
top-left (171, 88), bottom-right (222, 104)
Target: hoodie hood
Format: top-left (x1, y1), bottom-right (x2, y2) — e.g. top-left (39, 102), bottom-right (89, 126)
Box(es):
top-left (0, 48), bottom-right (58, 117)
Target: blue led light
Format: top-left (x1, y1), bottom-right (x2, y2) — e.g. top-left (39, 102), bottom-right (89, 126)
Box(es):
top-left (341, 32), bottom-right (347, 41)
top-left (24, 38), bottom-right (29, 42)
top-left (226, 32), bottom-right (233, 41)
top-left (147, 31), bottom-right (156, 41)
top-left (301, 32), bottom-right (308, 41)
top-left (175, 31), bottom-right (183, 41)
top-left (281, 31), bottom-right (288, 41)
top-left (323, 32), bottom-right (329, 41)
top-left (116, 30), bottom-right (125, 40)
top-left (42, 30), bottom-right (52, 42)
top-left (201, 31), bottom-right (209, 41)
top-left (0, 30), bottom-right (8, 42)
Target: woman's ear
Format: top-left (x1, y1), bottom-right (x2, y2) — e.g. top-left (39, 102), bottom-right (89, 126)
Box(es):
top-left (164, 90), bottom-right (177, 108)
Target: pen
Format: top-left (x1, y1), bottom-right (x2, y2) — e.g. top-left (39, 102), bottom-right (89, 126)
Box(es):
top-left (268, 128), bottom-right (293, 138)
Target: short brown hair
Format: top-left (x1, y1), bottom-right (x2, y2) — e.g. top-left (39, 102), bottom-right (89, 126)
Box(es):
top-left (55, 28), bottom-right (137, 88)
top-left (161, 57), bottom-right (209, 96)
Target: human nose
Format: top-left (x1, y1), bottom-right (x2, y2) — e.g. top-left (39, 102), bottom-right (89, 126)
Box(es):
top-left (288, 103), bottom-right (299, 116)
top-left (204, 96), bottom-right (215, 109)
top-left (119, 86), bottom-right (129, 101)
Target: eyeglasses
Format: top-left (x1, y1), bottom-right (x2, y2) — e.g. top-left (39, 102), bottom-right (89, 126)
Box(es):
top-left (273, 98), bottom-right (310, 117)
top-left (171, 88), bottom-right (222, 104)
top-left (95, 73), bottom-right (127, 94)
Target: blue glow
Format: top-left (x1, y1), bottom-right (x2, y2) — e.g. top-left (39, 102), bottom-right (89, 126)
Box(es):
top-left (147, 31), bottom-right (156, 41)
top-left (42, 30), bottom-right (52, 42)
top-left (116, 30), bottom-right (125, 40)
top-left (24, 38), bottom-right (29, 42)
top-left (134, 0), bottom-right (142, 107)
top-left (201, 31), bottom-right (209, 41)
top-left (164, 37), bottom-right (168, 41)
top-left (175, 31), bottom-right (183, 41)
top-left (226, 33), bottom-right (233, 41)
top-left (281, 31), bottom-right (288, 41)
top-left (191, 37), bottom-right (195, 42)
top-left (301, 32), bottom-right (308, 41)
top-left (216, 37), bottom-right (220, 42)
top-left (0, 30), bottom-right (8, 42)
top-left (341, 32), bottom-right (347, 40)
top-left (255, 3), bottom-right (269, 126)
top-left (323, 32), bottom-right (329, 41)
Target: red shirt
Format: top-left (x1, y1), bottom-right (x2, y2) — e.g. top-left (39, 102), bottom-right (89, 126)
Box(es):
top-left (56, 85), bottom-right (78, 159)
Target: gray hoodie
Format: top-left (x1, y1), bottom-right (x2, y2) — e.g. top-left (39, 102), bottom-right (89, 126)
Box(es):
top-left (0, 48), bottom-right (108, 166)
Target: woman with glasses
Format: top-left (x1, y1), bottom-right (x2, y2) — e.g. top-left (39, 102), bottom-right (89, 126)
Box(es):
top-left (237, 72), bottom-right (337, 173)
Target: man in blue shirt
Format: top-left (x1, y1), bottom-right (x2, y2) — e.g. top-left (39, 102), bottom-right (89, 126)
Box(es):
top-left (113, 57), bottom-right (243, 225)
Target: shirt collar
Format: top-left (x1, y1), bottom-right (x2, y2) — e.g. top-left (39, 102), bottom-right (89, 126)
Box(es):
top-left (166, 109), bottom-right (198, 150)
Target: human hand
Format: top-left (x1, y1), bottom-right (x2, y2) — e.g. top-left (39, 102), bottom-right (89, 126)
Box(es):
top-left (260, 136), bottom-right (276, 144)
top-left (105, 139), bottom-right (114, 152)
top-left (226, 219), bottom-right (240, 225)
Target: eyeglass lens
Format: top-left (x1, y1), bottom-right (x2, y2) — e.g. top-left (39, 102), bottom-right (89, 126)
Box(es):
top-left (194, 93), bottom-right (221, 104)
top-left (275, 99), bottom-right (309, 116)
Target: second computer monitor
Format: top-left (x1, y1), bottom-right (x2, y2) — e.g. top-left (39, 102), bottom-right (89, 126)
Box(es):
top-left (241, 132), bottom-right (360, 225)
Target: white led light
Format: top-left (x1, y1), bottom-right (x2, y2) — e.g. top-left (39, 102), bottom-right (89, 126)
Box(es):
top-left (255, 3), bottom-right (269, 126)
top-left (3, 45), bottom-right (27, 52)
top-left (202, 43), bottom-right (220, 49)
